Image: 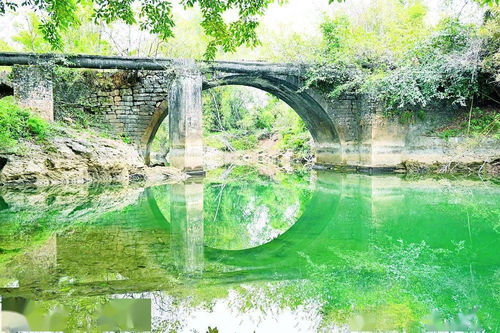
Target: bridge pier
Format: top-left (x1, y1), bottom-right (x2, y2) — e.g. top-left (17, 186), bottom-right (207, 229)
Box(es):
top-left (168, 62), bottom-right (204, 174)
top-left (12, 65), bottom-right (54, 121)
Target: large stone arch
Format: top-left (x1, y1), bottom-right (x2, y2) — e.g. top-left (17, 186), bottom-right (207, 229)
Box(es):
top-left (142, 71), bottom-right (345, 168)
top-left (202, 74), bottom-right (343, 165)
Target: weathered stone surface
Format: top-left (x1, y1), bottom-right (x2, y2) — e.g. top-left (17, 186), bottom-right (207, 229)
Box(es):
top-left (12, 65), bottom-right (54, 121)
top-left (168, 61), bottom-right (204, 172)
top-left (0, 129), bottom-right (146, 186)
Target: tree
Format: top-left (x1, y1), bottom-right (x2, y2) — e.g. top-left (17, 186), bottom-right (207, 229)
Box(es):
top-left (12, 12), bottom-right (111, 54)
top-left (475, 0), bottom-right (500, 4)
top-left (0, 0), bottom-right (357, 59)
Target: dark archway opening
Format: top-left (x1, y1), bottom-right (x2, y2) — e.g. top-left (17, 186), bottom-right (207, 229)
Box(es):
top-left (0, 83), bottom-right (14, 99)
top-left (0, 157), bottom-right (7, 172)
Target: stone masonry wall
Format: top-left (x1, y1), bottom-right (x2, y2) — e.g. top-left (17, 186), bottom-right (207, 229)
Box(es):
top-left (53, 69), bottom-right (174, 155)
top-left (13, 65), bottom-right (54, 121)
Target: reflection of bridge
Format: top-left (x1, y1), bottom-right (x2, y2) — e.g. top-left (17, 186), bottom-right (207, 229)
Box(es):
top-left (147, 171), bottom-right (342, 273)
top-left (0, 52), bottom-right (411, 172)
top-left (1, 172), bottom-right (492, 300)
top-left (0, 171), bottom-right (368, 299)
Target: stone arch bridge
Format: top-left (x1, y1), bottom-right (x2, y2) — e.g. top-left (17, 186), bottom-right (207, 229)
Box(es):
top-left (0, 52), bottom-right (408, 172)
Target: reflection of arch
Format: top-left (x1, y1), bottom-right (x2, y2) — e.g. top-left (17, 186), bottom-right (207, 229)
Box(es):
top-left (146, 172), bottom-right (341, 270)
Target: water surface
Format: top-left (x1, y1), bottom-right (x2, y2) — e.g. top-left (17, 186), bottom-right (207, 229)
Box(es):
top-left (0, 167), bottom-right (499, 332)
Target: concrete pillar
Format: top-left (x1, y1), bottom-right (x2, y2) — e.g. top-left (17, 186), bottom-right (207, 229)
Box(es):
top-left (170, 180), bottom-right (204, 274)
top-left (168, 60), bottom-right (204, 173)
top-left (12, 65), bottom-right (54, 121)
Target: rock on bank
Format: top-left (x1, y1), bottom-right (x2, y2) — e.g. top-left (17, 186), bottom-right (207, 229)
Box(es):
top-left (0, 128), bottom-right (183, 186)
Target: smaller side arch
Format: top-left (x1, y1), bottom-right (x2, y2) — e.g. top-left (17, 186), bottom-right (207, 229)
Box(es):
top-left (141, 100), bottom-right (168, 165)
top-left (0, 83), bottom-right (14, 98)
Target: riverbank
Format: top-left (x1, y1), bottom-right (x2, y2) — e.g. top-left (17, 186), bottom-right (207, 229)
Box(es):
top-left (0, 126), bottom-right (187, 187)
top-left (200, 133), bottom-right (500, 178)
top-left (1, 130), bottom-right (499, 187)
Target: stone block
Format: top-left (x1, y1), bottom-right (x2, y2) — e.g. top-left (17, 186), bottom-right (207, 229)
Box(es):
top-left (12, 65), bottom-right (54, 121)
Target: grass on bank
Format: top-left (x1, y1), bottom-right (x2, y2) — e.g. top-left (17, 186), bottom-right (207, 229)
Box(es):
top-left (435, 107), bottom-right (500, 140)
top-left (0, 96), bottom-right (50, 152)
top-left (0, 96), bottom-right (134, 154)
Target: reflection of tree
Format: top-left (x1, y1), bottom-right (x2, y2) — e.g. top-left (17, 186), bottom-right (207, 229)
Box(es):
top-left (203, 167), bottom-right (312, 250)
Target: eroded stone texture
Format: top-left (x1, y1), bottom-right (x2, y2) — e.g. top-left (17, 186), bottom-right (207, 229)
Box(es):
top-left (0, 128), bottom-right (145, 186)
top-left (12, 65), bottom-right (54, 121)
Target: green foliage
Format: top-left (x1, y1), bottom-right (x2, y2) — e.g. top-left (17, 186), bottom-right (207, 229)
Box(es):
top-left (204, 133), bottom-right (226, 150)
top-left (437, 128), bottom-right (462, 140)
top-left (308, 2), bottom-right (499, 125)
top-left (121, 135), bottom-right (132, 144)
top-left (437, 107), bottom-right (500, 139)
top-left (305, 61), bottom-right (365, 99)
top-left (468, 107), bottom-right (500, 135)
top-left (321, 1), bottom-right (429, 63)
top-left (480, 6), bottom-right (500, 85)
top-left (229, 133), bottom-right (258, 150)
top-left (0, 0), bottom-right (291, 59)
top-left (201, 86), bottom-right (312, 156)
top-left (150, 119), bottom-right (169, 154)
top-left (203, 87), bottom-right (250, 132)
top-left (376, 18), bottom-right (481, 111)
top-left (13, 12), bottom-right (111, 54)
top-left (280, 117), bottom-right (312, 158)
top-left (0, 96), bottom-right (50, 151)
top-left (0, 40), bottom-right (14, 52)
top-left (475, 0), bottom-right (500, 5)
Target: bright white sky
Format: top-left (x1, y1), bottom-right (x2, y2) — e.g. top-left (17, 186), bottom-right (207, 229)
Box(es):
top-left (0, 0), bottom-right (484, 52)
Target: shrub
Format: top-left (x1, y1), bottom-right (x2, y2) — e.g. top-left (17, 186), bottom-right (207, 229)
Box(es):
top-left (310, 12), bottom-right (496, 125)
top-left (0, 96), bottom-right (50, 151)
top-left (467, 107), bottom-right (500, 137)
top-left (230, 133), bottom-right (258, 150)
top-left (436, 107), bottom-right (500, 139)
top-left (280, 120), bottom-right (313, 159)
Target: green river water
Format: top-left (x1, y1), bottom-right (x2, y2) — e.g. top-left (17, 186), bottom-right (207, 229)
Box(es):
top-left (0, 167), bottom-right (499, 332)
